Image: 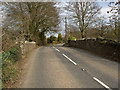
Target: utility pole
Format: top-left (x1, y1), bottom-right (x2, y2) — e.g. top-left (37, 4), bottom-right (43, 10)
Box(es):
top-left (118, 0), bottom-right (120, 43)
top-left (65, 16), bottom-right (68, 43)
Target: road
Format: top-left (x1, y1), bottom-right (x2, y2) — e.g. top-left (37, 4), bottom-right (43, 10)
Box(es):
top-left (21, 44), bottom-right (119, 89)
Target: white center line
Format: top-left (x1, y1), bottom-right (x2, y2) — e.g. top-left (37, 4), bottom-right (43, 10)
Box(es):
top-left (52, 46), bottom-right (60, 52)
top-left (62, 54), bottom-right (77, 65)
top-left (55, 49), bottom-right (60, 52)
top-left (93, 77), bottom-right (112, 90)
top-left (53, 46), bottom-right (111, 90)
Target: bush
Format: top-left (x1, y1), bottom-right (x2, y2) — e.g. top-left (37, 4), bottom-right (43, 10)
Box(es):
top-left (9, 45), bottom-right (21, 63)
top-left (47, 36), bottom-right (57, 44)
top-left (2, 44), bottom-right (22, 63)
top-left (2, 44), bottom-right (22, 88)
top-left (2, 60), bottom-right (18, 86)
top-left (68, 37), bottom-right (76, 43)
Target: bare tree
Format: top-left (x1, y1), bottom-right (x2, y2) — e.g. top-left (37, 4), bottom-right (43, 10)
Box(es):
top-left (94, 16), bottom-right (109, 38)
top-left (65, 2), bottom-right (101, 39)
top-left (67, 24), bottom-right (80, 39)
top-left (107, 1), bottom-right (119, 42)
top-left (2, 2), bottom-right (60, 45)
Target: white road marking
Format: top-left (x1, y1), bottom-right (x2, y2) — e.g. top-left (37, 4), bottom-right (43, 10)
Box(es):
top-left (53, 46), bottom-right (111, 90)
top-left (93, 77), bottom-right (112, 90)
top-left (55, 49), bottom-right (60, 52)
top-left (52, 46), bottom-right (60, 52)
top-left (62, 54), bottom-right (77, 65)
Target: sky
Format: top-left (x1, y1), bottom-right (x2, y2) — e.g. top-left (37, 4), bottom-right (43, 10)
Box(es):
top-left (99, 2), bottom-right (112, 17)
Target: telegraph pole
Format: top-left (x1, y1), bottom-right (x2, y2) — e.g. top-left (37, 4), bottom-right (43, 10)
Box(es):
top-left (118, 0), bottom-right (120, 43)
top-left (65, 16), bottom-right (68, 43)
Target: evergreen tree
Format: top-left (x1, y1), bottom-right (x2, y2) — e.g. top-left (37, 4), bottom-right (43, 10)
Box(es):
top-left (58, 33), bottom-right (62, 43)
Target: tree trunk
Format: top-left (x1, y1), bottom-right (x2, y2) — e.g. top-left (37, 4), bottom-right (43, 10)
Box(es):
top-left (81, 32), bottom-right (84, 39)
top-left (81, 28), bottom-right (85, 39)
top-left (39, 32), bottom-right (46, 45)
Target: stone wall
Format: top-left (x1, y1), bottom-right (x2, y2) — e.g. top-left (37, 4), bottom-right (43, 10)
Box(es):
top-left (68, 39), bottom-right (120, 62)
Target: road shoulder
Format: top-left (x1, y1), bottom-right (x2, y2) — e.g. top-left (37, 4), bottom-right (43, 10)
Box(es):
top-left (13, 47), bottom-right (40, 88)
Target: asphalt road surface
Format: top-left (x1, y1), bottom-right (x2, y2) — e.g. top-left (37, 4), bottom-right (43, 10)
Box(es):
top-left (21, 44), bottom-right (119, 89)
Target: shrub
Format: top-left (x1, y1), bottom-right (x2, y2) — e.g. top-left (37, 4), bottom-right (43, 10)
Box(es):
top-left (2, 45), bottom-right (22, 63)
top-left (2, 44), bottom-right (22, 88)
top-left (2, 60), bottom-right (18, 85)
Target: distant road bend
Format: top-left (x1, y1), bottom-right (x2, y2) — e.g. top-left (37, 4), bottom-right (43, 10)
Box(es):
top-left (21, 44), bottom-right (119, 89)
